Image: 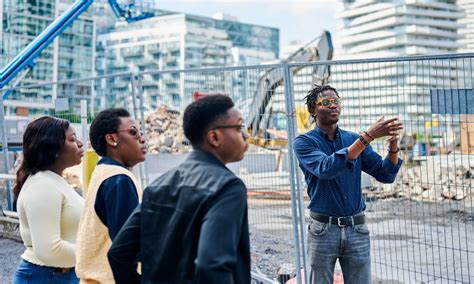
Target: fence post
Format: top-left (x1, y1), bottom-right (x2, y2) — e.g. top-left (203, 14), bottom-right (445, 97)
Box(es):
top-left (90, 79), bottom-right (95, 116)
top-left (285, 64), bottom-right (309, 283)
top-left (294, 139), bottom-right (308, 284)
top-left (130, 75), bottom-right (149, 188)
top-left (80, 99), bottom-right (88, 192)
top-left (283, 63), bottom-right (305, 284)
top-left (0, 94), bottom-right (12, 211)
top-left (135, 75), bottom-right (149, 187)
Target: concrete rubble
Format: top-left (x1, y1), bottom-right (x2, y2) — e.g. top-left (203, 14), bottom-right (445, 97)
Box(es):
top-left (367, 154), bottom-right (474, 202)
top-left (3, 105), bottom-right (191, 193)
top-left (63, 171), bottom-right (82, 191)
top-left (143, 106), bottom-right (191, 154)
top-left (0, 210), bottom-right (20, 241)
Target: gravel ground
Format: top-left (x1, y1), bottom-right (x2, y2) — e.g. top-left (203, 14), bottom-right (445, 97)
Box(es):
top-left (0, 238), bottom-right (22, 283)
top-left (1, 198), bottom-right (473, 283)
top-left (248, 197), bottom-right (474, 282)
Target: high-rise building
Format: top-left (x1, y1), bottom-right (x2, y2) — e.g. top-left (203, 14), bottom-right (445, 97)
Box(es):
top-left (458, 0), bottom-right (474, 51)
top-left (332, 0), bottom-right (463, 134)
top-left (0, 0), bottom-right (95, 114)
top-left (96, 10), bottom-right (279, 109)
top-left (338, 0), bottom-right (461, 58)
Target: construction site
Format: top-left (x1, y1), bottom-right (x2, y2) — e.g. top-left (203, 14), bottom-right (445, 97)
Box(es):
top-left (2, 85), bottom-right (474, 282)
top-left (1, 0), bottom-right (474, 283)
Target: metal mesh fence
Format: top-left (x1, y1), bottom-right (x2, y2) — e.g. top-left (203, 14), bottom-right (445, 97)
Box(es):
top-left (291, 54), bottom-right (474, 283)
top-left (1, 53), bottom-right (473, 283)
top-left (139, 66), bottom-right (299, 281)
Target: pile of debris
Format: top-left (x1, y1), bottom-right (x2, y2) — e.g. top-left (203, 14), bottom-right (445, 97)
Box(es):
top-left (368, 154), bottom-right (474, 202)
top-left (63, 171), bottom-right (82, 192)
top-left (144, 106), bottom-right (191, 154)
top-left (10, 153), bottom-right (82, 192)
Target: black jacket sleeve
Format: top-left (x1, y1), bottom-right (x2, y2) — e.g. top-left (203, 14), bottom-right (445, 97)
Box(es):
top-left (107, 205), bottom-right (141, 284)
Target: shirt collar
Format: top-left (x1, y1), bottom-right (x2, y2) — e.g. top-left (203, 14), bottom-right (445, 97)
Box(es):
top-left (314, 124), bottom-right (341, 141)
top-left (98, 156), bottom-right (128, 169)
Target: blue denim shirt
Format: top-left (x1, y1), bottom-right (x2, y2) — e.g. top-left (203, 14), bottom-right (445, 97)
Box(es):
top-left (294, 126), bottom-right (402, 217)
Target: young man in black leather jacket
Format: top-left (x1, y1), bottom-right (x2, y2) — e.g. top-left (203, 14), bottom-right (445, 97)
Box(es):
top-left (108, 95), bottom-right (251, 284)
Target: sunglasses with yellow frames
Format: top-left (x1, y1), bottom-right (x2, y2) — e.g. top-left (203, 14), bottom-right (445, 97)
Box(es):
top-left (316, 97), bottom-right (342, 108)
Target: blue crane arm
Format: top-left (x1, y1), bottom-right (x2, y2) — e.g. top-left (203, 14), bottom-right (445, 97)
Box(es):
top-left (0, 0), bottom-right (94, 91)
top-left (108, 0), bottom-right (153, 22)
top-left (0, 0), bottom-right (154, 96)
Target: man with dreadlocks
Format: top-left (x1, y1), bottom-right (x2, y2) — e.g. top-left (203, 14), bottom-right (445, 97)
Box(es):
top-left (294, 84), bottom-right (403, 283)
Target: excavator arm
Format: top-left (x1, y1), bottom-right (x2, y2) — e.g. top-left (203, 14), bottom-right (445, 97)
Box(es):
top-left (246, 31), bottom-right (333, 147)
top-left (0, 0), bottom-right (153, 97)
top-left (191, 31), bottom-right (333, 149)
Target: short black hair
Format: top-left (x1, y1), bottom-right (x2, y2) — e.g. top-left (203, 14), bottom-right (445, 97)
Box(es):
top-left (14, 116), bottom-right (69, 200)
top-left (303, 84), bottom-right (339, 114)
top-left (90, 108), bottom-right (130, 156)
top-left (183, 95), bottom-right (234, 146)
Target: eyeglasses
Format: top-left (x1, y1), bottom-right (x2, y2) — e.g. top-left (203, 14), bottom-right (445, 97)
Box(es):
top-left (115, 127), bottom-right (144, 139)
top-left (316, 97), bottom-right (342, 108)
top-left (211, 124), bottom-right (247, 131)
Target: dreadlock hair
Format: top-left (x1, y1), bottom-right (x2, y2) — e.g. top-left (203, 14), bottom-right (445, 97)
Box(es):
top-left (303, 84), bottom-right (339, 116)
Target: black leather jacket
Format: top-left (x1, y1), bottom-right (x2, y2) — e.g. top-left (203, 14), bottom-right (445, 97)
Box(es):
top-left (108, 149), bottom-right (251, 284)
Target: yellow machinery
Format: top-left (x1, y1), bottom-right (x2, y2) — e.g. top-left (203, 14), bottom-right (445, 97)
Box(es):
top-left (191, 31), bottom-right (332, 150)
top-left (245, 31), bottom-right (333, 149)
top-left (246, 106), bottom-right (315, 149)
top-left (82, 148), bottom-right (99, 195)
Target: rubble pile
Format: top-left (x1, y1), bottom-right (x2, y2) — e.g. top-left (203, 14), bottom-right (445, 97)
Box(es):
top-left (398, 163), bottom-right (472, 201)
top-left (10, 153), bottom-right (83, 192)
top-left (144, 106), bottom-right (191, 154)
top-left (369, 154), bottom-right (474, 202)
top-left (63, 172), bottom-right (82, 191)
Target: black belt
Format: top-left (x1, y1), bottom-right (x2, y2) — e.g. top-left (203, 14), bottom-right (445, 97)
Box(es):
top-left (310, 211), bottom-right (366, 227)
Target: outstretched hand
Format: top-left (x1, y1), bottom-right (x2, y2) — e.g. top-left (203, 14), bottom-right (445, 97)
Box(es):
top-left (366, 116), bottom-right (403, 140)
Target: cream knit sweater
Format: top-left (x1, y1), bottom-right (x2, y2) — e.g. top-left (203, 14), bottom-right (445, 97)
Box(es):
top-left (17, 170), bottom-right (84, 268)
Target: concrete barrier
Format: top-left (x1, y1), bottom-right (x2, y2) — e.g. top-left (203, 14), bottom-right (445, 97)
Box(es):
top-left (0, 210), bottom-right (20, 241)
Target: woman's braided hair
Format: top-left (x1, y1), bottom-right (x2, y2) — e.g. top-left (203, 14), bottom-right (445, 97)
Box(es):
top-left (303, 84), bottom-right (339, 117)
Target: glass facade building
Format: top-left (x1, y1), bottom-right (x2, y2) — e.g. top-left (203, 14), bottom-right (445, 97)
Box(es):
top-left (0, 0), bottom-right (94, 114)
top-left (333, 0), bottom-right (462, 133)
top-left (96, 10), bottom-right (279, 109)
top-left (458, 0), bottom-right (474, 51)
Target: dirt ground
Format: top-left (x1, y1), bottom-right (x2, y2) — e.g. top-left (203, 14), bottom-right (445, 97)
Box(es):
top-left (248, 196), bottom-right (474, 283)
top-left (1, 193), bottom-right (472, 283)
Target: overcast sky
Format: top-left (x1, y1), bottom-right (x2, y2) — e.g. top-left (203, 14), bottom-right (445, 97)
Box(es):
top-left (155, 0), bottom-right (340, 47)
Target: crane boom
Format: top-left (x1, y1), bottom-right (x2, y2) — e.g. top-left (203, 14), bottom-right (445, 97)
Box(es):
top-left (0, 0), bottom-right (153, 97)
top-left (0, 0), bottom-right (94, 92)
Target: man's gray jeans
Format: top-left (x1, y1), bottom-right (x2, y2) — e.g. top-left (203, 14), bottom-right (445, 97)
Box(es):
top-left (307, 215), bottom-right (371, 284)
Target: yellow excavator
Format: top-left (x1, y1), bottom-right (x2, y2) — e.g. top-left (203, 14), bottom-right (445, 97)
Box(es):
top-left (192, 31), bottom-right (333, 149)
top-left (246, 30), bottom-right (333, 149)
